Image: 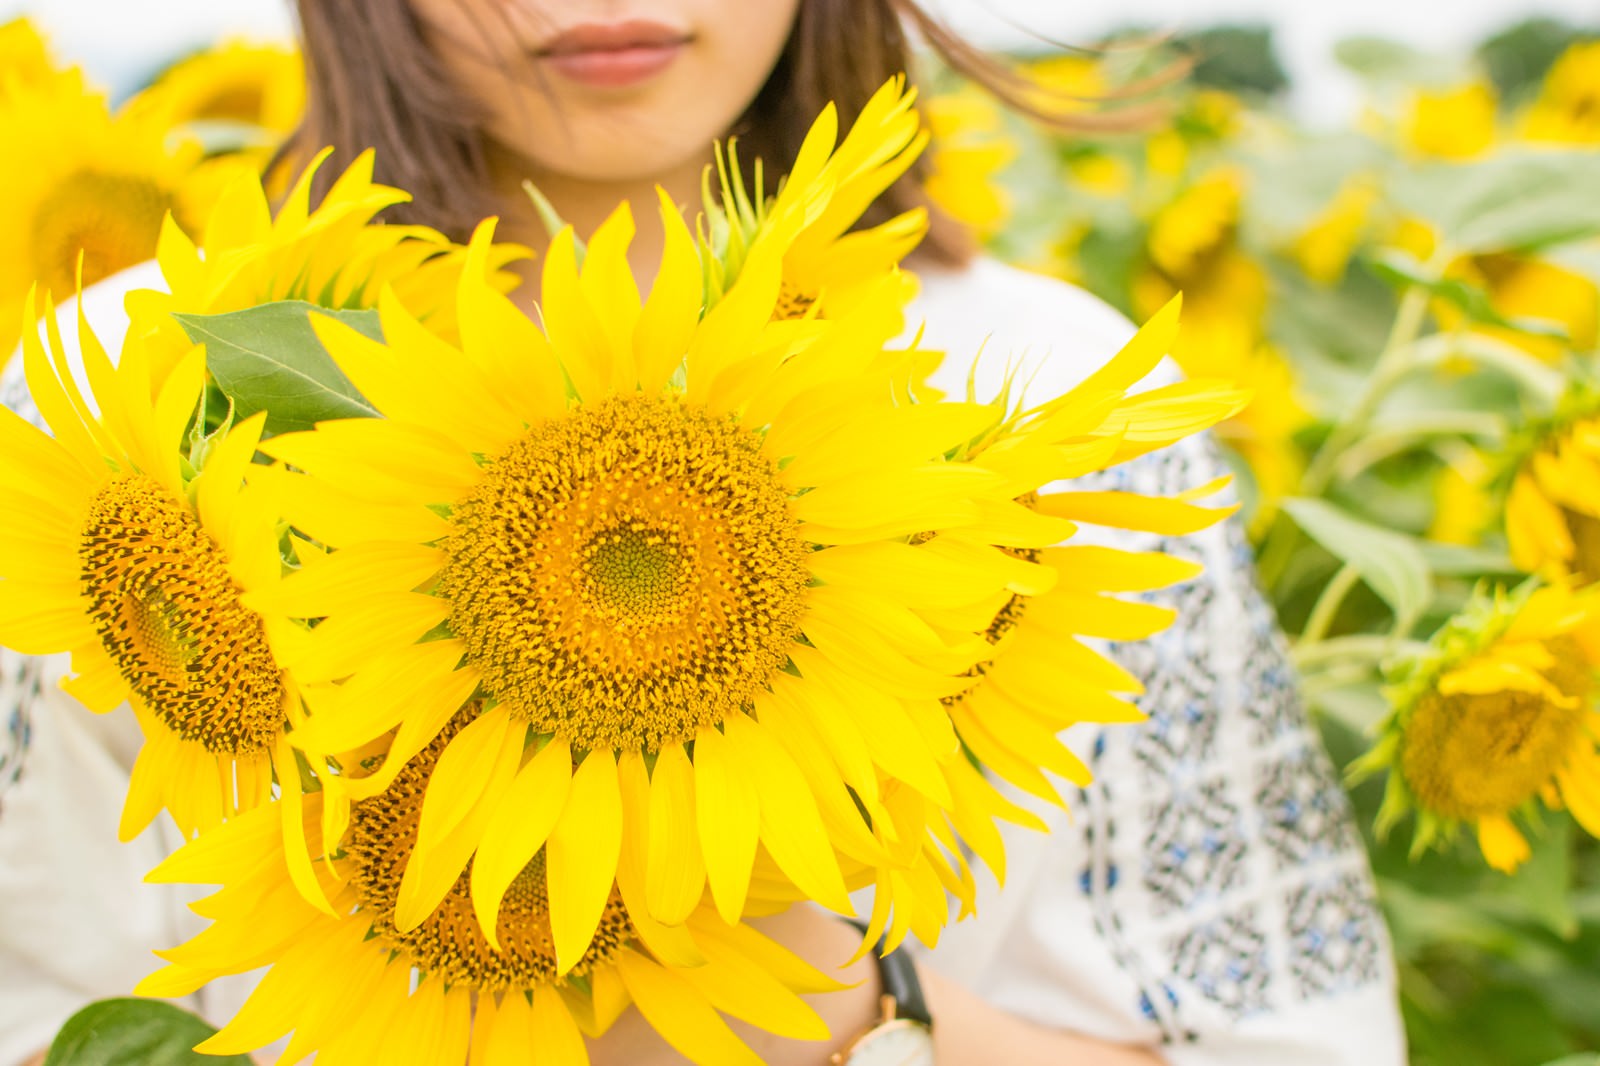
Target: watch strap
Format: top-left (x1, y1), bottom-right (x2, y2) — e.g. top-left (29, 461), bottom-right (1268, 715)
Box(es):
top-left (847, 920), bottom-right (933, 1029)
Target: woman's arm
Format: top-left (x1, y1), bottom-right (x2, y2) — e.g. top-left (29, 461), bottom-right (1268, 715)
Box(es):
top-left (587, 905), bottom-right (1164, 1066)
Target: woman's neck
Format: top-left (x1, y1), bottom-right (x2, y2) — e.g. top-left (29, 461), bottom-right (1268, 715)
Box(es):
top-left (486, 140), bottom-right (708, 299)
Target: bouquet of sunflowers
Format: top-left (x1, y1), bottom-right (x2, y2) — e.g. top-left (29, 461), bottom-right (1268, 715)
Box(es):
top-left (1, 66), bottom-right (1245, 1063)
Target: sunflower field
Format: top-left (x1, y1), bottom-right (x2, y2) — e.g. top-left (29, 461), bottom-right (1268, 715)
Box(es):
top-left (5, 11), bottom-right (1600, 1066)
top-left (923, 20), bottom-right (1600, 1066)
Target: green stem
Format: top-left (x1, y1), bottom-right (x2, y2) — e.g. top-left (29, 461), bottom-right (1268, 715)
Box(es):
top-left (1300, 562), bottom-right (1362, 645)
top-left (1255, 510), bottom-right (1299, 589)
top-left (1299, 278), bottom-right (1435, 497)
top-left (1292, 634), bottom-right (1428, 669)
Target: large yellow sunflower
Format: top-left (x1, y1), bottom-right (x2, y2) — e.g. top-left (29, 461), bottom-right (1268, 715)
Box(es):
top-left (1507, 395), bottom-right (1600, 585)
top-left (137, 715), bottom-right (840, 1065)
top-left (0, 290), bottom-right (329, 895)
top-left (249, 164), bottom-right (1244, 966)
top-left (249, 191), bottom-right (1014, 964)
top-left (0, 70), bottom-right (209, 363)
top-left (135, 40), bottom-right (305, 135)
top-left (124, 149), bottom-right (523, 389)
top-left (707, 75), bottom-right (929, 319)
top-left (1357, 582), bottom-right (1600, 872)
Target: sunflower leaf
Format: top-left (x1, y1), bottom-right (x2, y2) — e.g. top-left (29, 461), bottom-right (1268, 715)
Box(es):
top-left (1371, 250), bottom-right (1570, 339)
top-left (44, 998), bottom-right (252, 1066)
top-left (1391, 150), bottom-right (1600, 253)
top-left (176, 301), bottom-right (382, 436)
top-left (1282, 497), bottom-right (1434, 635)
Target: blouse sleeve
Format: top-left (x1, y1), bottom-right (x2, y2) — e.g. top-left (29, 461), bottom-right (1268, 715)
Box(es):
top-left (911, 262), bottom-right (1406, 1065)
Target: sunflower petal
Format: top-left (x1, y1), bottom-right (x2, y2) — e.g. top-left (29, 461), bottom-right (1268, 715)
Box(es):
top-left (546, 749), bottom-right (624, 976)
top-left (694, 724), bottom-right (761, 923)
top-left (471, 736), bottom-right (572, 947)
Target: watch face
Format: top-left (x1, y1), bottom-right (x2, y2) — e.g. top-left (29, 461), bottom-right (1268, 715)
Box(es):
top-left (846, 1020), bottom-right (936, 1066)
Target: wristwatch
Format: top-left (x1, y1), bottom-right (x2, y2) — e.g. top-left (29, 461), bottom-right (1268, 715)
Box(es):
top-left (831, 926), bottom-right (935, 1066)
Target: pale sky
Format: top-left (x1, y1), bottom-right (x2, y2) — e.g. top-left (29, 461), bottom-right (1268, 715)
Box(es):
top-left (5, 0), bottom-right (1598, 125)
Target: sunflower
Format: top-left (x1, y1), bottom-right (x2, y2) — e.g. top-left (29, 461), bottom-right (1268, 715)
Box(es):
top-left (923, 87), bottom-right (1015, 238)
top-left (1292, 175), bottom-right (1377, 286)
top-left (706, 75), bottom-right (929, 319)
top-left (1403, 82), bottom-right (1498, 161)
top-left (1357, 582), bottom-right (1600, 872)
top-left (248, 195), bottom-right (983, 960)
top-left (0, 289), bottom-right (332, 892)
top-left (1437, 252), bottom-right (1598, 364)
top-left (244, 145), bottom-right (1240, 969)
top-left (1507, 393), bottom-right (1600, 584)
top-left (921, 299), bottom-right (1246, 814)
top-left (135, 40), bottom-right (305, 135)
top-left (137, 715), bottom-right (841, 1066)
top-left (1521, 40), bottom-right (1600, 145)
top-left (123, 149), bottom-right (524, 389)
top-left (0, 70), bottom-right (210, 363)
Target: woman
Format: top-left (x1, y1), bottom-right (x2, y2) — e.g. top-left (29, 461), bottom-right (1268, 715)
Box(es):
top-left (0, 1), bottom-right (1405, 1063)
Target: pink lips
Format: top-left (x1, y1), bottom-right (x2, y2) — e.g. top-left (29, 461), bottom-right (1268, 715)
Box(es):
top-left (538, 20), bottom-right (690, 88)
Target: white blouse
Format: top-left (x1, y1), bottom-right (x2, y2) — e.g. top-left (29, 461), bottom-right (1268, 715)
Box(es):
top-left (0, 257), bottom-right (1405, 1066)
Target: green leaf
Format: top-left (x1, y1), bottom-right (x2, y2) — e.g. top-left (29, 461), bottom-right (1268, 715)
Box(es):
top-left (1333, 35), bottom-right (1463, 87)
top-left (176, 301), bottom-right (382, 436)
top-left (1390, 151), bottom-right (1600, 253)
top-left (1416, 541), bottom-right (1521, 577)
top-left (1503, 816), bottom-right (1577, 940)
top-left (1537, 1056), bottom-right (1600, 1066)
top-left (1477, 17), bottom-right (1595, 103)
top-left (1371, 250), bottom-right (1570, 338)
top-left (45, 999), bottom-right (252, 1066)
top-left (1282, 497), bottom-right (1434, 633)
top-left (1178, 24), bottom-right (1290, 96)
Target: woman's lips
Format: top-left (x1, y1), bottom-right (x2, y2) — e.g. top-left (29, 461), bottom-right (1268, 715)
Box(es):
top-left (538, 21), bottom-right (690, 89)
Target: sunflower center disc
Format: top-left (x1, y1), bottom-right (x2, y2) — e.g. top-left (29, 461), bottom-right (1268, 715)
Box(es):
top-left (32, 171), bottom-right (173, 296)
top-left (442, 393), bottom-right (808, 752)
top-left (79, 474), bottom-right (286, 755)
top-left (1401, 639), bottom-right (1590, 820)
top-left (348, 718), bottom-right (633, 990)
top-left (1561, 505), bottom-right (1600, 584)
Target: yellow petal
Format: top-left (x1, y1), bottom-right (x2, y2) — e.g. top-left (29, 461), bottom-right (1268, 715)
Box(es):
top-left (1035, 487), bottom-right (1236, 535)
top-left (277, 737), bottom-right (337, 916)
top-left (1477, 815), bottom-right (1531, 873)
top-left (530, 985), bottom-right (590, 1065)
top-left (615, 948), bottom-right (764, 1066)
top-left (723, 714), bottom-right (851, 913)
top-left (542, 227), bottom-right (613, 402)
top-left (694, 725), bottom-right (761, 923)
top-left (635, 189), bottom-right (703, 392)
top-left (243, 541), bottom-right (444, 618)
top-left (645, 742), bottom-right (708, 925)
top-left (581, 203), bottom-right (643, 390)
top-left (471, 736), bottom-right (573, 947)
top-left (546, 749), bottom-right (624, 975)
top-left (396, 707), bottom-right (521, 930)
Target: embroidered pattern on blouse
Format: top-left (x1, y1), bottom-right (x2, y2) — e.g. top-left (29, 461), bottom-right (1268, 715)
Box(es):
top-left (1071, 434), bottom-right (1388, 1041)
top-left (0, 362), bottom-right (46, 805)
top-left (0, 650), bottom-right (40, 806)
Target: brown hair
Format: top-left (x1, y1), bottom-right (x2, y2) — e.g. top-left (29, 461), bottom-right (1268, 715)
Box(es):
top-left (290, 0), bottom-right (1172, 265)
